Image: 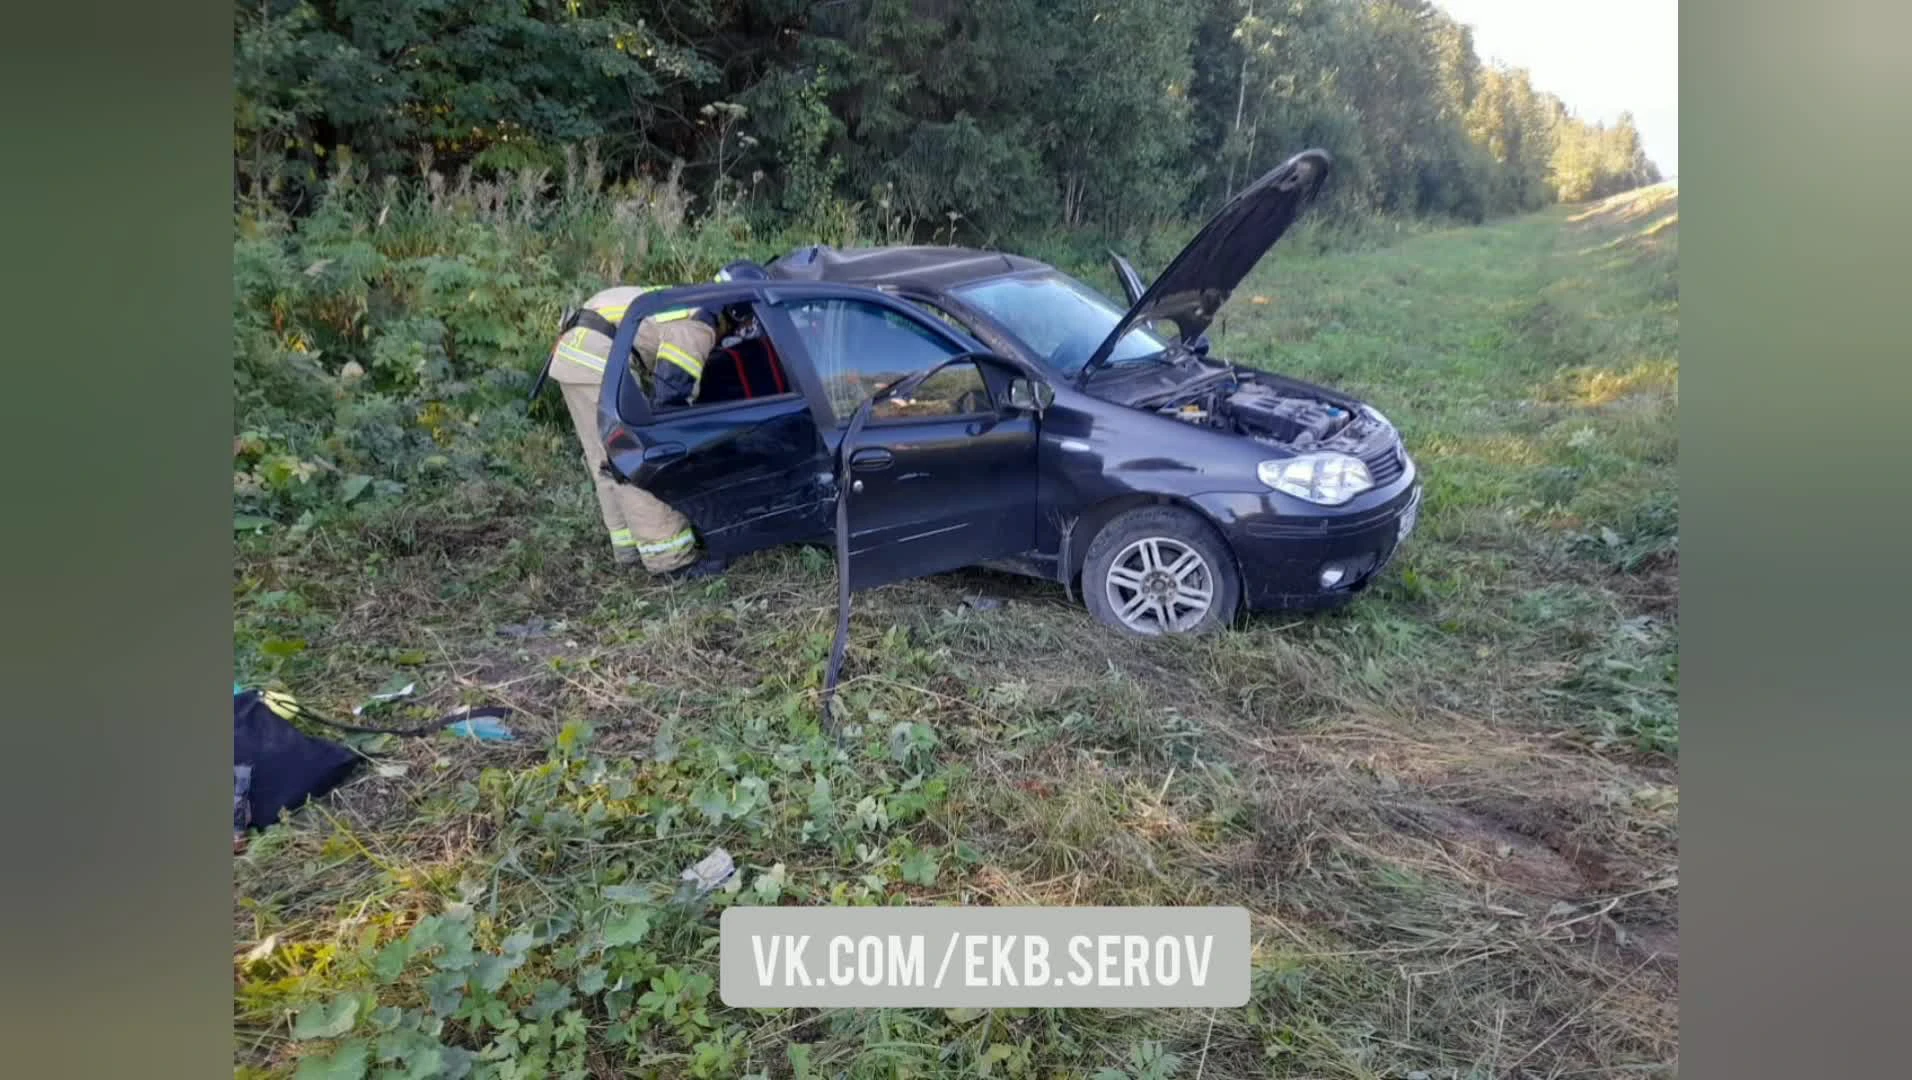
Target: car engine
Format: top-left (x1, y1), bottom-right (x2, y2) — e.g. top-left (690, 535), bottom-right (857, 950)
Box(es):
top-left (1153, 376), bottom-right (1364, 449)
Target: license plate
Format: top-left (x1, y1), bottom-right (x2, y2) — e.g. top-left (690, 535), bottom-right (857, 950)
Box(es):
top-left (1397, 492), bottom-right (1421, 543)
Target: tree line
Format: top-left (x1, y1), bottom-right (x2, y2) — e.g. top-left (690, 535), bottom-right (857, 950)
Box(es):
top-left (235, 0), bottom-right (1660, 237)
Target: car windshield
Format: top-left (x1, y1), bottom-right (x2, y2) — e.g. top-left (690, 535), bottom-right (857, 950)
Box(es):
top-left (953, 272), bottom-right (1169, 376)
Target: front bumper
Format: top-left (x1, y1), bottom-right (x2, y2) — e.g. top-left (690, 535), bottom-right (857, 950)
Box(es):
top-left (1196, 477), bottom-right (1422, 612)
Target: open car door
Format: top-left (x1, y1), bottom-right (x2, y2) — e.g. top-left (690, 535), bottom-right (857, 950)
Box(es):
top-left (598, 282), bottom-right (1043, 585)
top-left (598, 283), bottom-right (836, 559)
top-left (761, 290), bottom-right (1044, 591)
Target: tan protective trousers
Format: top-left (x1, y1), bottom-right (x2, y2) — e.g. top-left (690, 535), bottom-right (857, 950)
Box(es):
top-left (557, 381), bottom-right (699, 572)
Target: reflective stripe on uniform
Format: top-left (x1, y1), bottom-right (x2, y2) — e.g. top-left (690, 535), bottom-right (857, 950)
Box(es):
top-left (555, 341), bottom-right (606, 372)
top-left (656, 341), bottom-right (704, 379)
top-left (651, 308), bottom-right (697, 322)
top-left (637, 529), bottom-right (696, 556)
top-left (609, 528), bottom-right (636, 549)
top-left (591, 285), bottom-right (650, 325)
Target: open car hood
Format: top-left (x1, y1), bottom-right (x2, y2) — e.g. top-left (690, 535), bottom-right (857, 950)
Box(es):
top-left (1079, 149), bottom-right (1331, 380)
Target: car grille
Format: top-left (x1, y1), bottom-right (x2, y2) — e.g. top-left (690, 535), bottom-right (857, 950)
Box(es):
top-left (1361, 444), bottom-right (1404, 486)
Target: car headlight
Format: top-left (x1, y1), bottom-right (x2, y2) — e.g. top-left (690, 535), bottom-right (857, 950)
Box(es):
top-left (1258, 453), bottom-right (1374, 505)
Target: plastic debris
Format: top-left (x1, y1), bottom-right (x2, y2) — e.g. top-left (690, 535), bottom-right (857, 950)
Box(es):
top-left (352, 679), bottom-right (417, 716)
top-left (679, 847), bottom-right (737, 899)
top-left (444, 714), bottom-right (514, 742)
top-left (962, 595), bottom-right (1005, 611)
top-left (240, 935), bottom-right (278, 966)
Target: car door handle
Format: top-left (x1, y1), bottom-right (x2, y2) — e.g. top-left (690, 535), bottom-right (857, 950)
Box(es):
top-left (642, 442), bottom-right (687, 464)
top-left (849, 447), bottom-right (894, 471)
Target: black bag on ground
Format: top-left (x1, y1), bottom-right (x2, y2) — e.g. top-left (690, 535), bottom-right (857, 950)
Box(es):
top-left (233, 689), bottom-right (359, 832)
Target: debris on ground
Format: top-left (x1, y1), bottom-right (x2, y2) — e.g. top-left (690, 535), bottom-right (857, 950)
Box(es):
top-left (678, 847), bottom-right (737, 900)
top-left (233, 688), bottom-right (359, 840)
top-left (443, 711), bottom-right (514, 742)
top-left (352, 676), bottom-right (417, 716)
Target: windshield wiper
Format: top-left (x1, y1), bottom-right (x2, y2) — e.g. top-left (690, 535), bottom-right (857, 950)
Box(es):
top-left (1075, 352), bottom-right (1174, 383)
top-left (1110, 348), bottom-right (1184, 370)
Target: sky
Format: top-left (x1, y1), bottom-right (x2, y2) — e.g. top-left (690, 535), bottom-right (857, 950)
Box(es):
top-left (1434, 0), bottom-right (1679, 177)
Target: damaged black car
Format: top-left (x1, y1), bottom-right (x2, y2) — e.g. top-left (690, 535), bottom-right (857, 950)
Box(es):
top-left (595, 149), bottom-right (1421, 636)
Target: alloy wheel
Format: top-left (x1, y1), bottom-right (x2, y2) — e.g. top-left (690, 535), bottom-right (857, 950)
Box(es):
top-left (1104, 536), bottom-right (1215, 634)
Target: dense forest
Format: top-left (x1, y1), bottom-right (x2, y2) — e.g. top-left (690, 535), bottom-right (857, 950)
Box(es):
top-left (234, 0), bottom-right (1660, 235)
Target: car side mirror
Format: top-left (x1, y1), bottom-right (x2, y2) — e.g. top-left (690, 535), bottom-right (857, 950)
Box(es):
top-left (1007, 377), bottom-right (1054, 415)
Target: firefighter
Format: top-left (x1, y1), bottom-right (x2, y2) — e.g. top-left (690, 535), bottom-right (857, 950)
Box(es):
top-left (544, 261), bottom-right (766, 577)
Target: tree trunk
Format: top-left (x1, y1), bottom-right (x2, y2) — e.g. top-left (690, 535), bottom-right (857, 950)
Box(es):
top-left (1227, 0), bottom-right (1254, 199)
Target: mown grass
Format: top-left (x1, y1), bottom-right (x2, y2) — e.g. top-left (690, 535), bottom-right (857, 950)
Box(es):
top-left (234, 185), bottom-right (1679, 1078)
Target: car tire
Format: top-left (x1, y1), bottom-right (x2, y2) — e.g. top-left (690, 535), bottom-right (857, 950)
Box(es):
top-left (1080, 506), bottom-right (1240, 636)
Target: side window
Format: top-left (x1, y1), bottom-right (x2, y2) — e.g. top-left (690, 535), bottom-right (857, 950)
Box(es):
top-left (870, 361), bottom-right (992, 422)
top-left (784, 299), bottom-right (961, 423)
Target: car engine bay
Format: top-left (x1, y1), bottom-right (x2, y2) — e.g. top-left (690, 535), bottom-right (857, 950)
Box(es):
top-left (1147, 372), bottom-right (1384, 451)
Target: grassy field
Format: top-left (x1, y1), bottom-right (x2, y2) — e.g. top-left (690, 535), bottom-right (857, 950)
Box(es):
top-left (234, 185), bottom-right (1679, 1079)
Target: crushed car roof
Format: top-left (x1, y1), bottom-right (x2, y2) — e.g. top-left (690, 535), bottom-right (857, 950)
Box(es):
top-left (765, 245), bottom-right (1052, 292)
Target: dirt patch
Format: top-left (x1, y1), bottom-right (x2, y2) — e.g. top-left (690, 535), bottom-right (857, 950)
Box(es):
top-left (320, 759), bottom-right (422, 832)
top-left (1398, 802), bottom-right (1588, 900)
top-left (360, 513), bottom-right (518, 561)
top-left (1619, 550), bottom-right (1680, 618)
top-left (1619, 921), bottom-right (1680, 970)
top-left (1472, 794), bottom-right (1634, 890)
top-left (461, 629), bottom-right (576, 687)
top-left (1388, 797), bottom-right (1679, 978)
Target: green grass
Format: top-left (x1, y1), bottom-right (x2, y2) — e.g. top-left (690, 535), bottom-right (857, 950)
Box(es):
top-left (234, 185), bottom-right (1679, 1078)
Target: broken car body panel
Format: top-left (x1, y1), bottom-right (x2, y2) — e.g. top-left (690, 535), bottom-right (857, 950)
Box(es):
top-left (597, 150), bottom-right (1420, 621)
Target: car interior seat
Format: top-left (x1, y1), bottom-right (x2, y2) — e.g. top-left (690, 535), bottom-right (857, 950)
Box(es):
top-left (695, 334), bottom-right (789, 405)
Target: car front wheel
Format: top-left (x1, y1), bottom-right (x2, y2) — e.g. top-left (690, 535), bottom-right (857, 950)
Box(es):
top-left (1081, 506), bottom-right (1240, 636)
